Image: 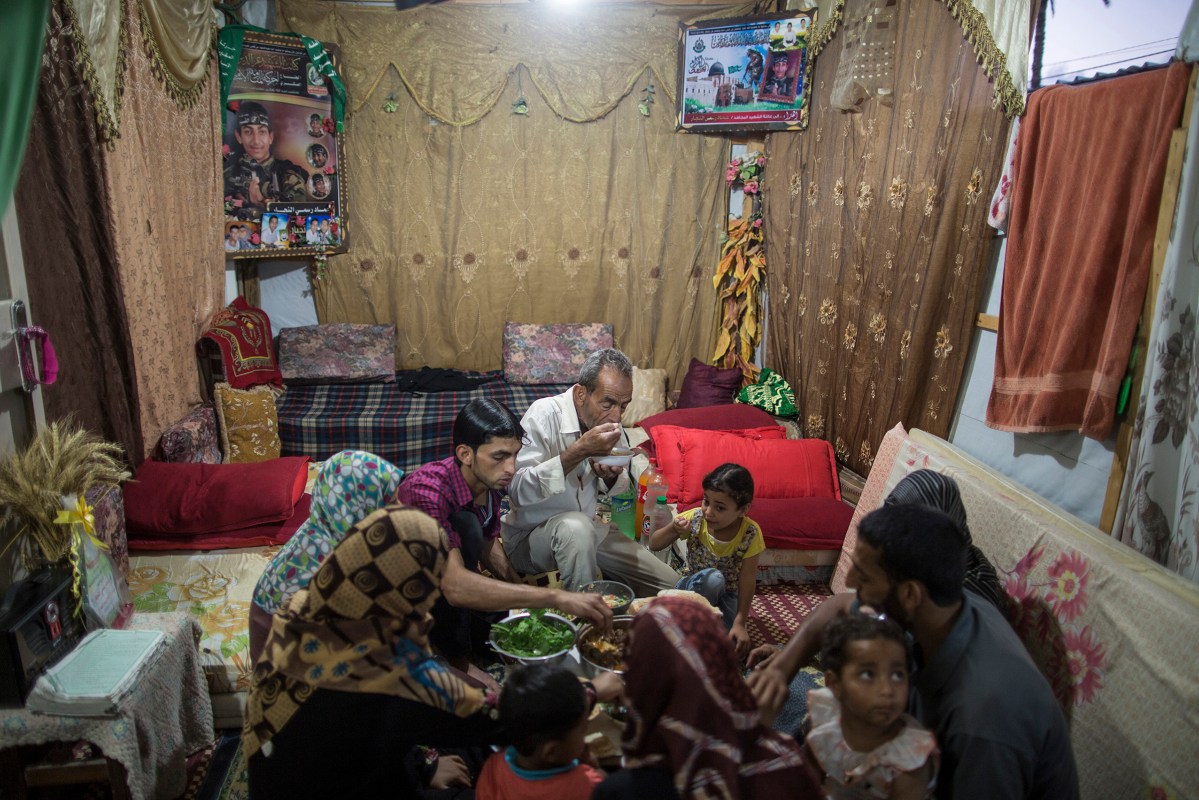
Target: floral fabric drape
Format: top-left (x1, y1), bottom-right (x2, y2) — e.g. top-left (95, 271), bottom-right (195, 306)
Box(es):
top-left (15, 0), bottom-right (143, 461)
top-left (278, 2), bottom-right (732, 385)
top-left (1115, 74), bottom-right (1199, 584)
top-left (763, 0), bottom-right (1009, 476)
top-left (104, 0), bottom-right (225, 459)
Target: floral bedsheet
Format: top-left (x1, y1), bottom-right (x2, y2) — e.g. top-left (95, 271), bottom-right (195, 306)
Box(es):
top-left (127, 549), bottom-right (277, 694)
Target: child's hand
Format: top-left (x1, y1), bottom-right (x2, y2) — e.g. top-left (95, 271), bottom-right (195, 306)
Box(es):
top-left (672, 515), bottom-right (690, 532)
top-left (730, 620), bottom-right (750, 659)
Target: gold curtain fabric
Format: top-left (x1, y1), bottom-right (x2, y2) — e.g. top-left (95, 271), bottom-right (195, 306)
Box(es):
top-left (105, 0), bottom-right (225, 458)
top-left (763, 0), bottom-right (1009, 476)
top-left (278, 2), bottom-right (732, 385)
top-left (136, 0), bottom-right (214, 107)
top-left (279, 2), bottom-right (704, 125)
top-left (65, 0), bottom-right (126, 141)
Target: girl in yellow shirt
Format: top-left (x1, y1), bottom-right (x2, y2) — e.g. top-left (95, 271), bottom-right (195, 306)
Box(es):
top-left (648, 463), bottom-right (763, 658)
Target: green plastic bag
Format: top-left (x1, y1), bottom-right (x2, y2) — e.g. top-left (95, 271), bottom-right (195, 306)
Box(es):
top-left (736, 368), bottom-right (798, 417)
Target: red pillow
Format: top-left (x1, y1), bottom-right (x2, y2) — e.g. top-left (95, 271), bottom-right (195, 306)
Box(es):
top-left (128, 494), bottom-right (311, 550)
top-left (124, 456), bottom-right (309, 537)
top-left (675, 358), bottom-right (742, 409)
top-left (649, 425), bottom-right (786, 502)
top-left (638, 403), bottom-right (777, 435)
top-left (652, 427), bottom-right (839, 505)
top-left (677, 496), bottom-right (852, 550)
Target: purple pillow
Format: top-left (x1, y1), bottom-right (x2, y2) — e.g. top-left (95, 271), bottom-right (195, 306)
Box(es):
top-left (675, 358), bottom-right (742, 409)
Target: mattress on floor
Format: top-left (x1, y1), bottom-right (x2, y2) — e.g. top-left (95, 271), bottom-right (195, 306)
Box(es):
top-left (127, 547), bottom-right (278, 696)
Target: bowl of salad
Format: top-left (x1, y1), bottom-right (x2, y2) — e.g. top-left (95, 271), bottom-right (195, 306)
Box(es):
top-left (577, 580), bottom-right (634, 616)
top-left (488, 609), bottom-right (578, 667)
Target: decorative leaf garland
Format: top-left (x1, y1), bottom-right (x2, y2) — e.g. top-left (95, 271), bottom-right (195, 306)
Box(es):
top-left (712, 152), bottom-right (766, 384)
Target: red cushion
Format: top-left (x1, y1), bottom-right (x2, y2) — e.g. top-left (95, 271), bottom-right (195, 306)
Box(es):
top-left (638, 403), bottom-right (777, 434)
top-left (128, 493), bottom-right (311, 550)
top-left (675, 359), bottom-right (743, 409)
top-left (124, 456), bottom-right (310, 536)
top-left (649, 425), bottom-right (786, 502)
top-left (652, 427), bottom-right (840, 505)
top-left (637, 404), bottom-right (779, 459)
top-left (677, 496), bottom-right (852, 550)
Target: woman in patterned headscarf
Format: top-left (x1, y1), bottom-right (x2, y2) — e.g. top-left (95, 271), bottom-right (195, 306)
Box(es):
top-left (594, 597), bottom-right (822, 800)
top-left (883, 470), bottom-right (1006, 611)
top-left (249, 449), bottom-right (405, 662)
top-left (245, 504), bottom-right (502, 799)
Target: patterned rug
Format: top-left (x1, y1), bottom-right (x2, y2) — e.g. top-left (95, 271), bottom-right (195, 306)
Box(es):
top-left (747, 582), bottom-right (832, 648)
top-left (189, 730), bottom-right (247, 800)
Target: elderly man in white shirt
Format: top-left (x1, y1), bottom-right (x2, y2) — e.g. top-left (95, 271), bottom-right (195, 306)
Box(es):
top-left (502, 348), bottom-right (680, 596)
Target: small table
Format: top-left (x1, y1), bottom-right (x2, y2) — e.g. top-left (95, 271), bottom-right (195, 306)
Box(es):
top-left (0, 612), bottom-right (214, 800)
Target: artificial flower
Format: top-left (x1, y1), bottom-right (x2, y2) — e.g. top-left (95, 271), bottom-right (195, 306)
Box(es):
top-left (322, 116), bottom-right (336, 133)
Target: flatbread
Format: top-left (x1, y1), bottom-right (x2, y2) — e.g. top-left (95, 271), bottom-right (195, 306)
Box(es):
top-left (629, 589), bottom-right (722, 616)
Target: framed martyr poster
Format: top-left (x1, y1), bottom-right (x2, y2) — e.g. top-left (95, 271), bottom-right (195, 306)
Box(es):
top-left (677, 11), bottom-right (818, 133)
top-left (221, 29), bottom-right (347, 258)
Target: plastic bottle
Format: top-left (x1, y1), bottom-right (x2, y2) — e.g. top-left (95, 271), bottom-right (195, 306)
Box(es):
top-left (642, 495), bottom-right (672, 549)
top-left (611, 481), bottom-right (636, 540)
top-left (635, 459), bottom-right (666, 539)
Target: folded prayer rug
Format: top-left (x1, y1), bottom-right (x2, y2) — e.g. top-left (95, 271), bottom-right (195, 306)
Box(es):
top-left (199, 296), bottom-right (283, 390)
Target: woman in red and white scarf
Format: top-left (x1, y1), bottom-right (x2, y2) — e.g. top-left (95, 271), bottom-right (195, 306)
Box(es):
top-left (595, 596), bottom-right (823, 799)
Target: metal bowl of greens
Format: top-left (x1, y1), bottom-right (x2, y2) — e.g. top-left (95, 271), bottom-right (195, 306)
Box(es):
top-left (488, 609), bottom-right (578, 667)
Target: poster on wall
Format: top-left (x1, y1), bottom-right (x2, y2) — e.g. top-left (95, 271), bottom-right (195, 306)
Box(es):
top-left (222, 30), bottom-right (347, 258)
top-left (676, 12), bottom-right (818, 133)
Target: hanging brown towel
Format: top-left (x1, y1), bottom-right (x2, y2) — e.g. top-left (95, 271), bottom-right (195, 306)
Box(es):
top-left (987, 62), bottom-right (1190, 440)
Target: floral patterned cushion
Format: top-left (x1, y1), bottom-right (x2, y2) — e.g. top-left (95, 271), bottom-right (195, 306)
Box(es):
top-left (278, 323), bottom-right (396, 385)
top-left (154, 404), bottom-right (221, 464)
top-left (503, 322), bottom-right (613, 385)
top-left (623, 367), bottom-right (668, 426)
top-left (213, 383), bottom-right (281, 464)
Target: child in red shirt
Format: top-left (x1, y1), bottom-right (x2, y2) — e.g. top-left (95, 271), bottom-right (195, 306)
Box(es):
top-left (476, 664), bottom-right (604, 800)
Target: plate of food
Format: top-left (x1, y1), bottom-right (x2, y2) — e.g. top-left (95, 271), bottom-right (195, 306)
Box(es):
top-left (576, 615), bottom-right (633, 677)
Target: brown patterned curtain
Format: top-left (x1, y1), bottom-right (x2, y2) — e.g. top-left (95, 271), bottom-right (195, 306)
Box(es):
top-left (279, 2), bottom-right (734, 386)
top-left (105, 0), bottom-right (224, 458)
top-left (15, 0), bottom-right (143, 461)
top-left (763, 0), bottom-right (1009, 476)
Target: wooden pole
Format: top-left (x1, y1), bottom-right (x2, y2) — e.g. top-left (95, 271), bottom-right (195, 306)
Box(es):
top-left (1099, 64), bottom-right (1198, 533)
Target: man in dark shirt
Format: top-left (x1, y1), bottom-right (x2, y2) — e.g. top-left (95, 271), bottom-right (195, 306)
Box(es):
top-left (749, 504), bottom-right (1079, 799)
top-left (396, 398), bottom-right (610, 672)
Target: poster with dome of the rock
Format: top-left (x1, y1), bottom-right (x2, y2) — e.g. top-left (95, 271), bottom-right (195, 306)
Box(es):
top-left (677, 12), bottom-right (817, 133)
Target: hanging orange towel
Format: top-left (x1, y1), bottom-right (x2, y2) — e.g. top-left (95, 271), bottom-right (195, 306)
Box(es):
top-left (987, 62), bottom-right (1190, 440)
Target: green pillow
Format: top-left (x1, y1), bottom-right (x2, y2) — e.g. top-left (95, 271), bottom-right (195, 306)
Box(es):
top-left (736, 368), bottom-right (798, 417)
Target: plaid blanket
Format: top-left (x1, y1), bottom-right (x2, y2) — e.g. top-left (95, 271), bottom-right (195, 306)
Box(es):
top-left (277, 372), bottom-right (569, 473)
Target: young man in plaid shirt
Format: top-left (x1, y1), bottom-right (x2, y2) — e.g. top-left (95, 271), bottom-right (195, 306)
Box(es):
top-left (396, 399), bottom-right (611, 672)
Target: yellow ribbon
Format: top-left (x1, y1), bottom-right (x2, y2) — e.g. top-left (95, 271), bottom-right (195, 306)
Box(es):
top-left (54, 496), bottom-right (109, 552)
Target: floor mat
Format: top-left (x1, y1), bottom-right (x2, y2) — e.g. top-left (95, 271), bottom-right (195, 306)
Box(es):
top-left (190, 730), bottom-right (247, 800)
top-left (747, 582), bottom-right (832, 647)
